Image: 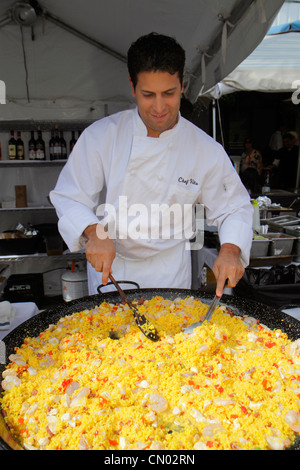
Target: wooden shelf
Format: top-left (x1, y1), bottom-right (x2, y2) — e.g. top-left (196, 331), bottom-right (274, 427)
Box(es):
top-left (0, 252), bottom-right (85, 263)
top-left (0, 119), bottom-right (93, 132)
top-left (0, 206), bottom-right (55, 212)
top-left (0, 160), bottom-right (66, 167)
top-left (0, 206), bottom-right (55, 211)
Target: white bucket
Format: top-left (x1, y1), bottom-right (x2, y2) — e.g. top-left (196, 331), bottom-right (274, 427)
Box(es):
top-left (61, 270), bottom-right (88, 302)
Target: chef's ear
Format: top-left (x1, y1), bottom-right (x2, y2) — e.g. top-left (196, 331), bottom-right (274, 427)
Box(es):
top-left (129, 77), bottom-right (136, 97)
top-left (181, 72), bottom-right (185, 94)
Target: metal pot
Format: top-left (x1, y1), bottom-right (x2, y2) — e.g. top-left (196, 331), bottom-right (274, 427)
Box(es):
top-left (1, 287), bottom-right (299, 450)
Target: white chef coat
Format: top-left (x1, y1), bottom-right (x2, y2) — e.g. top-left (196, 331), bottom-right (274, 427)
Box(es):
top-left (50, 108), bottom-right (253, 294)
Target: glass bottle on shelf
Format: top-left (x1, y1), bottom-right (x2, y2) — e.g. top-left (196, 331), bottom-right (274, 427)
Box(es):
top-left (69, 130), bottom-right (77, 154)
top-left (36, 126), bottom-right (45, 160)
top-left (60, 130), bottom-right (67, 159)
top-left (53, 125), bottom-right (61, 160)
top-left (8, 130), bottom-right (17, 160)
top-left (49, 130), bottom-right (55, 160)
top-left (16, 131), bottom-right (24, 160)
top-left (28, 130), bottom-right (36, 160)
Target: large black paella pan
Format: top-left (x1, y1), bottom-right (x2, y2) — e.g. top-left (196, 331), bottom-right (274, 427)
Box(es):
top-left (0, 286), bottom-right (299, 450)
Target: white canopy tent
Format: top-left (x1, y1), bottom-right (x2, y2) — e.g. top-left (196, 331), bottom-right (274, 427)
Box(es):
top-left (203, 0), bottom-right (300, 98)
top-left (0, 0), bottom-right (284, 121)
top-left (202, 1), bottom-right (300, 188)
top-left (205, 23), bottom-right (300, 98)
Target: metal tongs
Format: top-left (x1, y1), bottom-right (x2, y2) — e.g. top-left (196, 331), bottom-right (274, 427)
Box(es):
top-left (183, 281), bottom-right (227, 335)
top-left (108, 274), bottom-right (159, 342)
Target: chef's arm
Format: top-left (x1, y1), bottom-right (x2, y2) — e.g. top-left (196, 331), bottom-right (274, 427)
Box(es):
top-left (212, 243), bottom-right (244, 297)
top-left (84, 224), bottom-right (116, 285)
top-left (199, 145), bottom-right (253, 297)
top-left (50, 126), bottom-right (107, 253)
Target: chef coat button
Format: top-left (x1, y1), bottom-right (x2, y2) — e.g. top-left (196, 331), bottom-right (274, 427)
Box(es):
top-left (130, 170), bottom-right (135, 176)
top-left (158, 175), bottom-right (164, 181)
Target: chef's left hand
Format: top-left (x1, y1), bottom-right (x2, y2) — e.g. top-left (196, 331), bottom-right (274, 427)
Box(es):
top-left (213, 243), bottom-right (244, 297)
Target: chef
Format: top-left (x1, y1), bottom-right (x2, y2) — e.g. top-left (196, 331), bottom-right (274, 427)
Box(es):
top-left (50, 33), bottom-right (253, 297)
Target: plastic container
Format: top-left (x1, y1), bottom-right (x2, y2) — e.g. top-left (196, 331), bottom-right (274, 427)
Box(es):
top-left (264, 232), bottom-right (296, 256)
top-left (252, 200), bottom-right (260, 233)
top-left (250, 238), bottom-right (269, 258)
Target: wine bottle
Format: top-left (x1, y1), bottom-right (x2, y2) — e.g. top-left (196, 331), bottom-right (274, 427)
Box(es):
top-left (28, 131), bottom-right (36, 160)
top-left (60, 130), bottom-right (67, 159)
top-left (262, 171), bottom-right (271, 195)
top-left (53, 125), bottom-right (61, 159)
top-left (36, 126), bottom-right (45, 160)
top-left (49, 130), bottom-right (55, 161)
top-left (69, 130), bottom-right (77, 154)
top-left (8, 130), bottom-right (17, 160)
top-left (16, 131), bottom-right (25, 160)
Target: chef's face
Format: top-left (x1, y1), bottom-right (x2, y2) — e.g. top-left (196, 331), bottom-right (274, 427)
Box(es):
top-left (129, 70), bottom-right (183, 138)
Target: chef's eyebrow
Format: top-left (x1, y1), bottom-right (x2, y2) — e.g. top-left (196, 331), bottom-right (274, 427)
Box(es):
top-left (141, 87), bottom-right (178, 94)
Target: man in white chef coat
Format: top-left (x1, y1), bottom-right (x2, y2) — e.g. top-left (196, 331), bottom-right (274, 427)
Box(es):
top-left (50, 33), bottom-right (253, 297)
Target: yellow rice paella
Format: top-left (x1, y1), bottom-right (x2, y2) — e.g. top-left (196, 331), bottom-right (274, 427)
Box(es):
top-left (1, 296), bottom-right (300, 450)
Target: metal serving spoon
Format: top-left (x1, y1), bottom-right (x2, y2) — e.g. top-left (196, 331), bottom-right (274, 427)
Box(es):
top-left (108, 274), bottom-right (159, 341)
top-left (183, 281), bottom-right (227, 335)
top-left (183, 293), bottom-right (221, 334)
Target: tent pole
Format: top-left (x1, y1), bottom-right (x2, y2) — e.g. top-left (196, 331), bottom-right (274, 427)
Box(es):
top-left (0, 16), bottom-right (11, 27)
top-left (296, 145), bottom-right (300, 192)
top-left (212, 99), bottom-right (217, 140)
top-left (45, 12), bottom-right (127, 64)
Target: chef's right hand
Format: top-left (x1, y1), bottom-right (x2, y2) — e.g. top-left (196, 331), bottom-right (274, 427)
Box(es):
top-left (84, 223), bottom-right (116, 285)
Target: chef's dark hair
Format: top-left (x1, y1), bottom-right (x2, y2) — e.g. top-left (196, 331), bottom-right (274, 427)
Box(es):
top-left (127, 32), bottom-right (185, 89)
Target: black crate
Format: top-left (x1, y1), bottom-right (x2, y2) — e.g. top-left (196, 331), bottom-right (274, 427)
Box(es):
top-left (3, 273), bottom-right (44, 307)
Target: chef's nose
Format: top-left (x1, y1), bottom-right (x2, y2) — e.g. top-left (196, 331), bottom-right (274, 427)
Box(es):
top-left (153, 95), bottom-right (165, 114)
